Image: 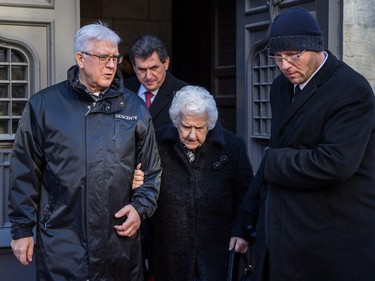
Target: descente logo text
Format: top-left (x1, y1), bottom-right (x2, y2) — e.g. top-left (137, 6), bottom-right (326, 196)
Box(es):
top-left (115, 114), bottom-right (138, 120)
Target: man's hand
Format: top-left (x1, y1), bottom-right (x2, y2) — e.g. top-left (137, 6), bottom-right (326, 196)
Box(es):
top-left (11, 236), bottom-right (34, 265)
top-left (114, 204), bottom-right (141, 237)
top-left (229, 236), bottom-right (249, 254)
top-left (132, 163), bottom-right (144, 190)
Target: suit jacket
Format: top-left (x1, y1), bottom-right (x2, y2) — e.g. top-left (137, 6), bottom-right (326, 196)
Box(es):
top-left (124, 71), bottom-right (188, 129)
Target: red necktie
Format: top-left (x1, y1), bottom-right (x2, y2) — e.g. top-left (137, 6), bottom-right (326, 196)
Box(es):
top-left (144, 91), bottom-right (153, 109)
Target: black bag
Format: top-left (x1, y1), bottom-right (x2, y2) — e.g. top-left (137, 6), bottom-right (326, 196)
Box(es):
top-left (227, 249), bottom-right (253, 281)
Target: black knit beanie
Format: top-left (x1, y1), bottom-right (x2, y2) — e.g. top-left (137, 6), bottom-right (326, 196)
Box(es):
top-left (268, 7), bottom-right (324, 54)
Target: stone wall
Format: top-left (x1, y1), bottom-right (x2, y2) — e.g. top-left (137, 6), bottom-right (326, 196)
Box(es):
top-left (343, 0), bottom-right (375, 90)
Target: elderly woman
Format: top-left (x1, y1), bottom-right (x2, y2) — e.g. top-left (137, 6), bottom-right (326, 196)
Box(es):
top-left (135, 85), bottom-right (253, 281)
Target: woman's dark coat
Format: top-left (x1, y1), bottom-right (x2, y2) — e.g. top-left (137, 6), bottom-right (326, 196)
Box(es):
top-left (242, 51), bottom-right (375, 281)
top-left (152, 123), bottom-right (253, 281)
top-left (8, 66), bottom-right (162, 281)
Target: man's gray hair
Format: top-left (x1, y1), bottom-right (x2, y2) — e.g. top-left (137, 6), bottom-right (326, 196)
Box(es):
top-left (73, 21), bottom-right (121, 53)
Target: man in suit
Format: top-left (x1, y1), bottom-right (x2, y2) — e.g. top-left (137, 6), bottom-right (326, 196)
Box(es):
top-left (124, 34), bottom-right (188, 130)
top-left (124, 34), bottom-right (188, 281)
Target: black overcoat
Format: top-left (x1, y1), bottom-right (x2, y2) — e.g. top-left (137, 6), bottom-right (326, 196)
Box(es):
top-left (152, 123), bottom-right (254, 281)
top-left (243, 51), bottom-right (375, 281)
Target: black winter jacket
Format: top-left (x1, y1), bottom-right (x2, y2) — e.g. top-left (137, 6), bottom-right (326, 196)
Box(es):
top-left (8, 65), bottom-right (162, 281)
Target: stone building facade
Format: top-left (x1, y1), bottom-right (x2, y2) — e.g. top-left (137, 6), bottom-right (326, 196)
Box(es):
top-left (343, 0), bottom-right (375, 90)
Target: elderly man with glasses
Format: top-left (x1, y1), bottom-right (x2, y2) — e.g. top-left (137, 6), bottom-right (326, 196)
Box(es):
top-left (242, 7), bottom-right (375, 281)
top-left (8, 22), bottom-right (162, 281)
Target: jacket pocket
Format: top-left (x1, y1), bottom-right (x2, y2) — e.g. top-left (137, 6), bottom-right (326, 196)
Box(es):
top-left (41, 171), bottom-right (64, 229)
top-left (312, 191), bottom-right (333, 230)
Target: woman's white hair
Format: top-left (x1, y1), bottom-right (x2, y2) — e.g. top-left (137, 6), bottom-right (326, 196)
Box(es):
top-left (169, 85), bottom-right (218, 130)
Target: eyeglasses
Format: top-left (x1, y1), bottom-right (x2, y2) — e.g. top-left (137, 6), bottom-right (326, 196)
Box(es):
top-left (81, 52), bottom-right (123, 64)
top-left (269, 50), bottom-right (306, 64)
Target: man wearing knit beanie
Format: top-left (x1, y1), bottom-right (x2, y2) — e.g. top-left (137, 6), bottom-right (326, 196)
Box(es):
top-left (242, 7), bottom-right (375, 281)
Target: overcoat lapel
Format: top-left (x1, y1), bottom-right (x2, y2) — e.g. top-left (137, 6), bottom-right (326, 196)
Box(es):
top-left (274, 84), bottom-right (318, 147)
top-left (149, 72), bottom-right (174, 118)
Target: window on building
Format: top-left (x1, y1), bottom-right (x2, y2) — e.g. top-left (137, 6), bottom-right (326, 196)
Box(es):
top-left (0, 45), bottom-right (30, 140)
top-left (0, 43), bottom-right (32, 247)
top-left (251, 49), bottom-right (279, 139)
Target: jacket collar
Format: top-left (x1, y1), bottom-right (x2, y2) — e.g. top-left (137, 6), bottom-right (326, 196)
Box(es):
top-left (67, 65), bottom-right (125, 103)
top-left (67, 65), bottom-right (126, 114)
